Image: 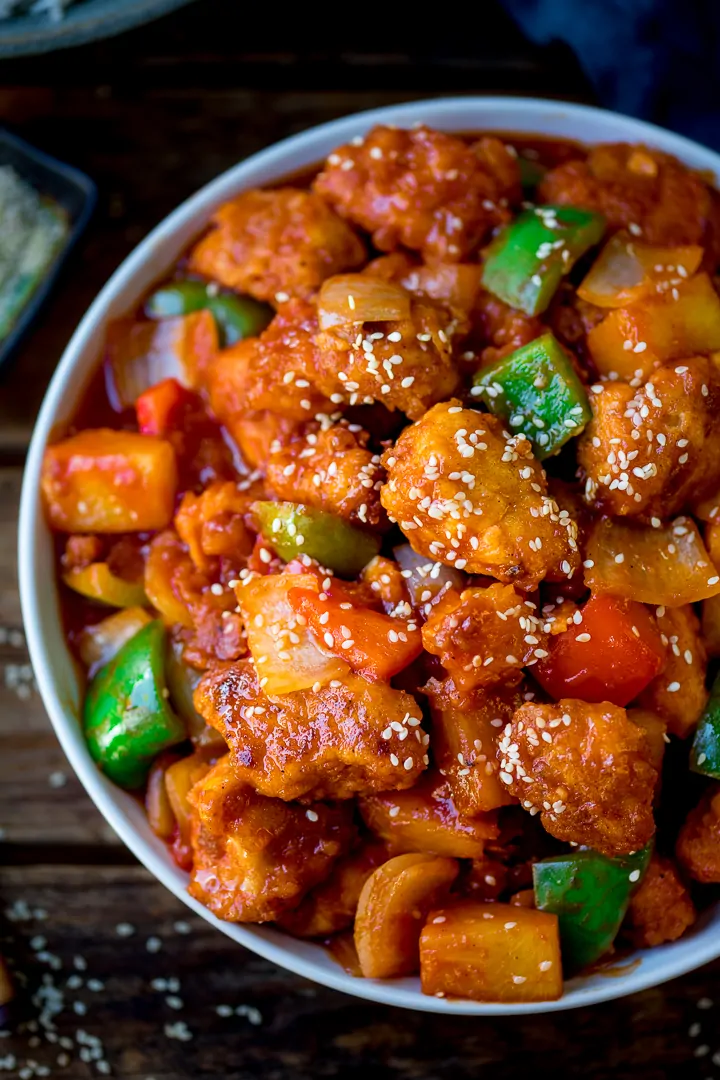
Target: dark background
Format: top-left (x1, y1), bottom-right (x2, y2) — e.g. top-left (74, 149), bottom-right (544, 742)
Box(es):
top-left (0, 2), bottom-right (718, 1077)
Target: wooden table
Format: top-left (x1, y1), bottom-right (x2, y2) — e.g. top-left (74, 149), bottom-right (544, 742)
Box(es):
top-left (0, 6), bottom-right (718, 1076)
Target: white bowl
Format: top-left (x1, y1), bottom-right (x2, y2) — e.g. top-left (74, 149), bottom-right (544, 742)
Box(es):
top-left (19, 96), bottom-right (720, 1014)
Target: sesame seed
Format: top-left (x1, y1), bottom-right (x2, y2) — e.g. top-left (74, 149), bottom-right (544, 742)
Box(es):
top-left (667, 681), bottom-right (681, 692)
top-left (306, 809), bottom-right (319, 822)
top-left (539, 960), bottom-right (553, 971)
top-left (629, 869), bottom-right (641, 882)
top-left (512, 975), bottom-right (527, 984)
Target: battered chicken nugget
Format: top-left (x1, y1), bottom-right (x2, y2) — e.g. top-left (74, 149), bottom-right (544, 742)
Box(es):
top-left (380, 401), bottom-right (580, 590)
top-left (499, 700), bottom-right (658, 857)
top-left (187, 756), bottom-right (355, 922)
top-left (194, 660), bottom-right (427, 803)
top-left (314, 125), bottom-right (520, 262)
top-left (188, 187), bottom-right (365, 302)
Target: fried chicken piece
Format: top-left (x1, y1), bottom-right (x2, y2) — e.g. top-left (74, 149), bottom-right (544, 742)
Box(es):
top-left (422, 584), bottom-right (548, 692)
top-left (277, 842), bottom-right (389, 937)
top-left (423, 677), bottom-right (518, 815)
top-left (175, 481), bottom-right (255, 574)
top-left (637, 606), bottom-right (708, 739)
top-left (380, 401), bottom-right (580, 590)
top-left (579, 358), bottom-right (720, 518)
top-left (188, 187), bottom-right (365, 303)
top-left (540, 143), bottom-right (720, 265)
top-left (622, 855), bottom-right (696, 948)
top-left (499, 699), bottom-right (658, 857)
top-left (266, 422), bottom-right (385, 527)
top-left (187, 756), bottom-right (355, 922)
top-left (193, 660), bottom-right (427, 802)
top-left (313, 279), bottom-right (461, 420)
top-left (314, 125), bottom-right (520, 262)
top-left (206, 298), bottom-right (335, 424)
top-left (677, 785), bottom-right (720, 884)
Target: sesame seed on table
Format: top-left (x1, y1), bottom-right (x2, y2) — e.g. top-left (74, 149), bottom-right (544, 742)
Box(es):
top-left (1, 7), bottom-right (720, 1078)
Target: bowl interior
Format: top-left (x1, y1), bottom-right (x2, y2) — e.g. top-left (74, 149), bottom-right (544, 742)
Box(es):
top-left (19, 96), bottom-right (720, 1014)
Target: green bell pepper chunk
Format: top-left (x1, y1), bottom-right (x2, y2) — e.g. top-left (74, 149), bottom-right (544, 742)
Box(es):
top-left (691, 670), bottom-right (720, 777)
top-left (83, 620), bottom-right (186, 790)
top-left (253, 501), bottom-right (381, 578)
top-left (472, 331), bottom-right (591, 459)
top-left (145, 280), bottom-right (272, 345)
top-left (533, 845), bottom-right (652, 972)
top-left (482, 204), bottom-right (606, 316)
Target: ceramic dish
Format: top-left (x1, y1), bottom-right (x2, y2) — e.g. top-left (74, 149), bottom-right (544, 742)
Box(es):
top-left (19, 96), bottom-right (720, 1014)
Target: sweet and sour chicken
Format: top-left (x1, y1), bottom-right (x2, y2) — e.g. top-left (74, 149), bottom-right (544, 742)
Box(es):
top-left (41, 123), bottom-right (720, 1004)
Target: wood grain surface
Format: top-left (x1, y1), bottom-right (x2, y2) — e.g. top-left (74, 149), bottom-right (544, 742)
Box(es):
top-left (1, 4), bottom-right (718, 1077)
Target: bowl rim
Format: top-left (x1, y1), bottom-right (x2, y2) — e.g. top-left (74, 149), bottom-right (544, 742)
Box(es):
top-left (19, 94), bottom-right (720, 1015)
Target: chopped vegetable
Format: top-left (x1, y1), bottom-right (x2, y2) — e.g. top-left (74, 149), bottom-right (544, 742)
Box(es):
top-left (533, 846), bottom-right (652, 971)
top-left (517, 155), bottom-right (547, 192)
top-left (83, 621), bottom-right (186, 789)
top-left (42, 429), bottom-right (178, 534)
top-left (105, 310), bottom-right (218, 408)
top-left (136, 377), bottom-right (197, 437)
top-left (146, 751), bottom-right (181, 840)
top-left (534, 594), bottom-right (666, 707)
top-left (253, 501), bottom-right (380, 578)
top-left (63, 562), bottom-right (147, 608)
top-left (354, 854), bottom-right (459, 979)
top-left (145, 279), bottom-right (272, 345)
top-left (691, 670), bottom-right (720, 778)
top-left (587, 272), bottom-right (720, 380)
top-left (237, 572), bottom-right (349, 695)
top-left (577, 232), bottom-right (703, 309)
top-left (164, 752), bottom-right (212, 868)
top-left (472, 331), bottom-right (591, 459)
top-left (165, 636), bottom-right (225, 751)
top-left (289, 580), bottom-right (422, 682)
top-left (481, 204), bottom-right (605, 316)
top-left (78, 606), bottom-right (152, 675)
top-left (584, 516), bottom-right (720, 607)
top-left (702, 595), bottom-right (720, 658)
top-left (317, 273), bottom-right (411, 329)
top-left (393, 544), bottom-right (466, 613)
top-left (419, 901), bottom-right (563, 1003)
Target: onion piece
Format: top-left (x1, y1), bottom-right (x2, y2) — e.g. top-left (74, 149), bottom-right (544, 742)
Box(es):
top-left (578, 233), bottom-right (703, 309)
top-left (104, 310), bottom-right (217, 409)
top-left (318, 274), bottom-right (411, 329)
top-left (394, 544), bottom-right (466, 614)
top-left (237, 572), bottom-right (349, 695)
top-left (78, 606), bottom-right (152, 675)
top-left (400, 263), bottom-right (482, 314)
top-left (585, 516), bottom-right (720, 607)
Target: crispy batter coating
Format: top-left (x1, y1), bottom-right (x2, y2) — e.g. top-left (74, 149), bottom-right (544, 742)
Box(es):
top-left (175, 481), bottom-right (255, 573)
top-left (313, 288), bottom-right (461, 420)
top-left (677, 785), bottom-right (720, 884)
top-left (193, 660), bottom-right (427, 802)
top-left (314, 125), bottom-right (520, 262)
top-left (277, 842), bottom-right (389, 937)
top-left (187, 756), bottom-right (355, 922)
top-left (188, 187), bottom-right (365, 303)
top-left (266, 422), bottom-right (385, 527)
top-left (366, 252), bottom-right (483, 323)
top-left (622, 855), bottom-right (696, 948)
top-left (637, 606), bottom-right (708, 739)
top-left (380, 401), bottom-right (580, 590)
top-left (578, 358), bottom-right (720, 518)
top-left (539, 144), bottom-right (720, 264)
top-left (423, 677), bottom-right (519, 815)
top-left (206, 299), bottom-right (334, 423)
top-left (421, 584), bottom-right (548, 691)
top-left (500, 700), bottom-right (658, 857)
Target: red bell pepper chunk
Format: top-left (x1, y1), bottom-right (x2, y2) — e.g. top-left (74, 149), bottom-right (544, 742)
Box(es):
top-left (136, 378), bottom-right (196, 437)
top-left (288, 581), bottom-right (422, 682)
top-left (534, 594), bottom-right (666, 707)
